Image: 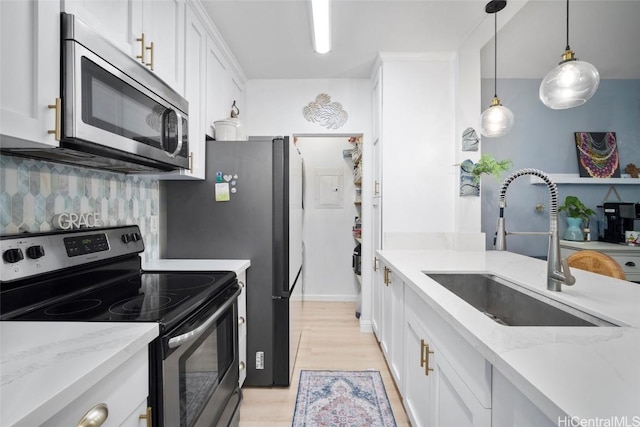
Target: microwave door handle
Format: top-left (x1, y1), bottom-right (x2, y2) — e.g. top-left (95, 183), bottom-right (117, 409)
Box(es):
top-left (168, 110), bottom-right (184, 158)
top-left (167, 287), bottom-right (241, 349)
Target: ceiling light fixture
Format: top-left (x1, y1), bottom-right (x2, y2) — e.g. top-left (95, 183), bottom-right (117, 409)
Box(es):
top-left (311, 0), bottom-right (331, 54)
top-left (539, 0), bottom-right (600, 109)
top-left (480, 0), bottom-right (514, 138)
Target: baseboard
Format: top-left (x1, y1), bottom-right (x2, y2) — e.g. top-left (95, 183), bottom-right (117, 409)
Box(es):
top-left (359, 319), bottom-right (373, 333)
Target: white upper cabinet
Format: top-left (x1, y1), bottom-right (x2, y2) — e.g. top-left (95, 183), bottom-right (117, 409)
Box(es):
top-left (141, 0), bottom-right (185, 92)
top-left (0, 0), bottom-right (61, 148)
top-left (205, 35), bottom-right (245, 139)
top-left (64, 0), bottom-right (142, 60)
top-left (64, 0), bottom-right (185, 94)
top-left (179, 4), bottom-right (207, 179)
top-left (205, 35), bottom-right (229, 137)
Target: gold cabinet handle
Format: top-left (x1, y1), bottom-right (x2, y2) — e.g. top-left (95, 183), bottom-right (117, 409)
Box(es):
top-left (188, 152), bottom-right (193, 173)
top-left (136, 33), bottom-right (146, 63)
top-left (145, 41), bottom-right (154, 70)
top-left (77, 403), bottom-right (108, 427)
top-left (139, 406), bottom-right (152, 427)
top-left (420, 339), bottom-right (434, 376)
top-left (383, 266), bottom-right (391, 285)
top-left (47, 98), bottom-right (61, 141)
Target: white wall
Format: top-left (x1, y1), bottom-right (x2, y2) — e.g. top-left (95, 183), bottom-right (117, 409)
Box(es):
top-left (297, 136), bottom-right (359, 301)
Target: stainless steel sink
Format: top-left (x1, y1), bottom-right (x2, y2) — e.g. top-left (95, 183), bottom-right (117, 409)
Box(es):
top-left (425, 273), bottom-right (617, 327)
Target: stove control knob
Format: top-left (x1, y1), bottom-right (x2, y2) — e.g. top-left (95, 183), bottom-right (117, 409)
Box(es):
top-left (26, 245), bottom-right (45, 259)
top-left (3, 248), bottom-right (24, 264)
top-left (131, 232), bottom-right (141, 242)
top-left (121, 233), bottom-right (131, 244)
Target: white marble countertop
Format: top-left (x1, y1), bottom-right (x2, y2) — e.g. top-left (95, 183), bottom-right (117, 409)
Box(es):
top-left (560, 240), bottom-right (640, 253)
top-left (143, 258), bottom-right (250, 275)
top-left (377, 249), bottom-right (640, 422)
top-left (0, 322), bottom-right (158, 427)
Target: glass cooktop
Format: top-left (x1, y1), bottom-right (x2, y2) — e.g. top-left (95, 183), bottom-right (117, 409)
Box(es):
top-left (1, 269), bottom-right (236, 329)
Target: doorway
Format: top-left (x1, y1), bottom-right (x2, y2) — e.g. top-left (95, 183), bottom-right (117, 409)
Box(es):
top-left (295, 135), bottom-right (360, 302)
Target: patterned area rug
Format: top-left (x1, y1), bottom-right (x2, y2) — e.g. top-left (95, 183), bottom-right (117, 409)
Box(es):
top-left (292, 370), bottom-right (397, 427)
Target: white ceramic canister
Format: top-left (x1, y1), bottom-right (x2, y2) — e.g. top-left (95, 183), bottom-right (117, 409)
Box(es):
top-left (214, 120), bottom-right (238, 140)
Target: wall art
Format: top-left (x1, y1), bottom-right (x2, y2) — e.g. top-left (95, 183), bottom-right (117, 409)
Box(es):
top-left (462, 127), bottom-right (479, 151)
top-left (459, 159), bottom-right (479, 196)
top-left (303, 93), bottom-right (348, 129)
top-left (574, 132), bottom-right (621, 178)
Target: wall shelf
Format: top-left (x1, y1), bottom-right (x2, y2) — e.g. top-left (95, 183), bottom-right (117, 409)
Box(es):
top-left (529, 174), bottom-right (639, 185)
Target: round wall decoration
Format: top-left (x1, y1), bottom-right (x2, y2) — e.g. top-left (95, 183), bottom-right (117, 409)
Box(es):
top-left (303, 93), bottom-right (348, 129)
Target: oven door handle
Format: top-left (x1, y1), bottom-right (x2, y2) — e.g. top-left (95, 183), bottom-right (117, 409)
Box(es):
top-left (168, 287), bottom-right (241, 349)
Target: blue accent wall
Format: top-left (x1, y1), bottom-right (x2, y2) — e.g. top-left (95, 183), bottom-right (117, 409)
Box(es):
top-left (481, 79), bottom-right (640, 257)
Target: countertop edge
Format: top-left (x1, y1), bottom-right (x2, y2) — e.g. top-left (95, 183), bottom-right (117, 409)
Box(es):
top-left (1, 323), bottom-right (159, 427)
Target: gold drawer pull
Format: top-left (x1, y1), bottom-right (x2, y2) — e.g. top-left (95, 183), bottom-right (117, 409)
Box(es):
top-left (136, 33), bottom-right (146, 63)
top-left (145, 41), bottom-right (154, 70)
top-left (47, 98), bottom-right (61, 141)
top-left (139, 406), bottom-right (152, 427)
top-left (420, 339), bottom-right (434, 376)
top-left (77, 403), bottom-right (108, 427)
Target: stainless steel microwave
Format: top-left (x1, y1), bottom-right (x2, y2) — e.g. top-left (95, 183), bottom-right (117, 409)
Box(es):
top-left (4, 13), bottom-right (189, 173)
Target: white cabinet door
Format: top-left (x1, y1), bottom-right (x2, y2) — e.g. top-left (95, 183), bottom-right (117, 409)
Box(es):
top-left (180, 5), bottom-right (206, 180)
top-left (237, 271), bottom-right (248, 387)
top-left (371, 257), bottom-right (382, 340)
top-left (380, 265), bottom-right (393, 358)
top-left (44, 348), bottom-right (149, 426)
top-left (0, 0), bottom-right (60, 148)
top-left (388, 267), bottom-right (404, 390)
top-left (404, 291), bottom-right (490, 427)
top-left (492, 369), bottom-right (556, 427)
top-left (142, 0), bottom-right (184, 92)
top-left (205, 35), bottom-right (230, 137)
top-left (433, 347), bottom-right (491, 427)
top-left (64, 0), bottom-right (143, 58)
top-left (204, 36), bottom-right (246, 138)
top-left (65, 0), bottom-right (184, 95)
top-left (404, 310), bottom-right (433, 427)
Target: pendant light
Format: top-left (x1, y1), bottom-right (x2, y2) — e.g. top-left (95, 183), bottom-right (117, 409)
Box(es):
top-left (480, 0), bottom-right (514, 138)
top-left (539, 0), bottom-right (599, 109)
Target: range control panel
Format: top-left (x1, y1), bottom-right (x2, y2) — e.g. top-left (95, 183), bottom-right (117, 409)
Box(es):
top-left (1, 226), bottom-right (144, 282)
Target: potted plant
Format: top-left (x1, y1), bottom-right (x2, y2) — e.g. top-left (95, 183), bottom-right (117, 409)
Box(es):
top-left (558, 195), bottom-right (596, 241)
top-left (471, 154), bottom-right (512, 184)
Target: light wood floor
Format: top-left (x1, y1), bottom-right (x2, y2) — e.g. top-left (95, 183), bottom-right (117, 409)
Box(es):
top-left (239, 301), bottom-right (410, 426)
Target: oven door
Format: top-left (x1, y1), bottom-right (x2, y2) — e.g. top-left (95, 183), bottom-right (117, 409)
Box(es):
top-left (161, 285), bottom-right (241, 427)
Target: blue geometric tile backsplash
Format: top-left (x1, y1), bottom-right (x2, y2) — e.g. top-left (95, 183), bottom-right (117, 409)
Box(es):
top-left (0, 155), bottom-right (160, 261)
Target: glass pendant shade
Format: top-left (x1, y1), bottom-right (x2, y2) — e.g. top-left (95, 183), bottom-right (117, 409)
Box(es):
top-left (480, 97), bottom-right (514, 137)
top-left (539, 52), bottom-right (600, 109)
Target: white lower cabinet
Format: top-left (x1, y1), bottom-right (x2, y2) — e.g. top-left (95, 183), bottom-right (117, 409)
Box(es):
top-left (371, 257), bottom-right (382, 341)
top-left (401, 285), bottom-right (491, 427)
top-left (44, 347), bottom-right (150, 426)
top-left (237, 270), bottom-right (248, 387)
top-left (378, 263), bottom-right (404, 389)
top-left (492, 369), bottom-right (556, 427)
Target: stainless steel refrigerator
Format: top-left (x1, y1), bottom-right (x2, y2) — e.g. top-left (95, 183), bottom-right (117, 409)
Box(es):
top-left (161, 136), bottom-right (304, 387)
